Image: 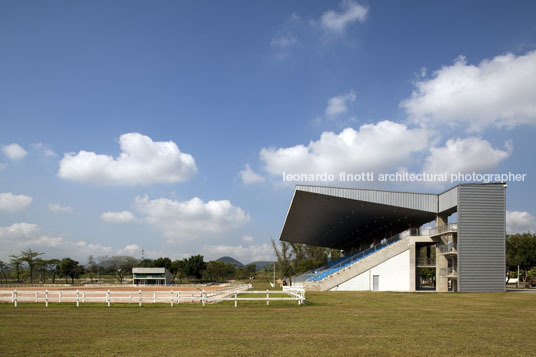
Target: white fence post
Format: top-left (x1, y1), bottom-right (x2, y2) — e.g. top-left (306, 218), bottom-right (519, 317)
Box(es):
top-left (35, 291), bottom-right (38, 303)
top-left (45, 289), bottom-right (48, 307)
top-left (153, 291), bottom-right (156, 303)
top-left (177, 291), bottom-right (180, 304)
top-left (13, 290), bottom-right (17, 307)
top-left (170, 290), bottom-right (174, 307)
top-left (83, 291), bottom-right (86, 303)
top-left (266, 289), bottom-right (269, 306)
top-left (234, 290), bottom-right (237, 308)
top-left (59, 291), bottom-right (62, 303)
top-left (76, 290), bottom-right (80, 307)
top-left (107, 289), bottom-right (110, 307)
top-left (202, 290), bottom-right (205, 307)
top-left (138, 290), bottom-right (142, 307)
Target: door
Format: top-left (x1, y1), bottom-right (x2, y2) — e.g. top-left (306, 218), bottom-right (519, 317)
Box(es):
top-left (373, 275), bottom-right (380, 291)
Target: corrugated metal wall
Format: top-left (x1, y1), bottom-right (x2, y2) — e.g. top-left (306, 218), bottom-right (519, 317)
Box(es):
top-left (458, 184), bottom-right (506, 292)
top-left (296, 185), bottom-right (438, 213)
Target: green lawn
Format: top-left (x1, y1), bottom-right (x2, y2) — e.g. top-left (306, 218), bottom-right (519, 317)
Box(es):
top-left (1, 291), bottom-right (535, 356)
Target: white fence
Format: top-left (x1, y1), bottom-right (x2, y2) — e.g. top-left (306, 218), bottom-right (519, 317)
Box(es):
top-left (0, 287), bottom-right (305, 307)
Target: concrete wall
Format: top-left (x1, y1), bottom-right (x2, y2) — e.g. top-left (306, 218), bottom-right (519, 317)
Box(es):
top-left (330, 250), bottom-right (410, 291)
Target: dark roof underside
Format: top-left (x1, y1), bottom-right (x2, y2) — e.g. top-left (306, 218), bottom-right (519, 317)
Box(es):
top-left (280, 190), bottom-right (437, 250)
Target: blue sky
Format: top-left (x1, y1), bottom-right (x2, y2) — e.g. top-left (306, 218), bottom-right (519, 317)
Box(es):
top-left (1, 0), bottom-right (536, 264)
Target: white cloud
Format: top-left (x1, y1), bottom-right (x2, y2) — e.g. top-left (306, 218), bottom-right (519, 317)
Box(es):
top-left (0, 222), bottom-right (152, 262)
top-left (101, 210), bottom-right (137, 223)
top-left (32, 143), bottom-right (57, 157)
top-left (0, 192), bottom-right (32, 212)
top-left (134, 195), bottom-right (250, 242)
top-left (0, 222), bottom-right (65, 260)
top-left (271, 33), bottom-right (297, 48)
top-left (320, 0), bottom-right (368, 33)
top-left (116, 244), bottom-right (142, 256)
top-left (402, 50), bottom-right (536, 131)
top-left (506, 211), bottom-right (536, 234)
top-left (326, 90), bottom-right (356, 118)
top-left (239, 164), bottom-right (266, 184)
top-left (242, 235), bottom-right (254, 243)
top-left (201, 243), bottom-right (274, 263)
top-left (2, 143), bottom-right (27, 161)
top-left (271, 13), bottom-right (300, 49)
top-left (58, 132), bottom-right (197, 185)
top-left (423, 137), bottom-right (512, 175)
top-left (260, 121), bottom-right (431, 178)
top-left (48, 203), bottom-right (73, 214)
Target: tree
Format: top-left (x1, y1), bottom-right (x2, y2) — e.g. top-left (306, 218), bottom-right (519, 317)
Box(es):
top-left (59, 258), bottom-right (84, 284)
top-left (104, 256), bottom-right (139, 284)
top-left (506, 233), bottom-right (536, 287)
top-left (0, 260), bottom-right (8, 283)
top-left (153, 257), bottom-right (172, 270)
top-left (203, 261), bottom-right (236, 282)
top-left (20, 248), bottom-right (44, 283)
top-left (9, 255), bottom-right (23, 283)
top-left (46, 259), bottom-right (60, 284)
top-left (271, 238), bottom-right (294, 284)
top-left (184, 255), bottom-right (206, 282)
top-left (87, 255), bottom-right (97, 283)
top-left (170, 259), bottom-right (186, 283)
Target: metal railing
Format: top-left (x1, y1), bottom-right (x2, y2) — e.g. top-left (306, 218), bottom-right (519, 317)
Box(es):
top-left (417, 258), bottom-right (436, 266)
top-left (421, 223), bottom-right (458, 236)
top-left (438, 242), bottom-right (457, 254)
top-left (439, 267), bottom-right (457, 277)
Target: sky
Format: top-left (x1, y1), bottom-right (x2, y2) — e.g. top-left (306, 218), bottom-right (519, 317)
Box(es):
top-left (1, 0), bottom-right (536, 264)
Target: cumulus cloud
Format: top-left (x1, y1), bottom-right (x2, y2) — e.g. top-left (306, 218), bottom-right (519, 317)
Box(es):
top-left (423, 137), bottom-right (512, 175)
top-left (0, 221), bottom-right (151, 261)
top-left (506, 211), bottom-right (536, 234)
top-left (101, 210), bottom-right (137, 223)
top-left (239, 164), bottom-right (266, 184)
top-left (320, 0), bottom-right (368, 33)
top-left (48, 203), bottom-right (73, 214)
top-left (134, 195), bottom-right (250, 242)
top-left (326, 90), bottom-right (356, 118)
top-left (402, 50), bottom-right (536, 131)
top-left (116, 244), bottom-right (142, 256)
top-left (201, 243), bottom-right (274, 263)
top-left (0, 192), bottom-right (32, 212)
top-left (242, 235), bottom-right (254, 243)
top-left (58, 133), bottom-right (197, 185)
top-left (0, 223), bottom-right (65, 260)
top-left (260, 121), bottom-right (431, 178)
top-left (32, 143), bottom-right (57, 157)
top-left (2, 143), bottom-right (27, 161)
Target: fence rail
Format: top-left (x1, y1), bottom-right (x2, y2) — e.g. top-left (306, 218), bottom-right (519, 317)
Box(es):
top-left (0, 288), bottom-right (305, 308)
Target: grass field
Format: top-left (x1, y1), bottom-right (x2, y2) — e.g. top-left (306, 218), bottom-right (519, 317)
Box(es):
top-left (1, 289), bottom-right (535, 356)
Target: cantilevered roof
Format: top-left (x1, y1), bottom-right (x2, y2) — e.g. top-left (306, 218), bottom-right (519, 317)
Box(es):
top-left (280, 185), bottom-right (440, 250)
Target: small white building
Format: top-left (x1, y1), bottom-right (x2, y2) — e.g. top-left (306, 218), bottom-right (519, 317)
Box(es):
top-left (132, 267), bottom-right (171, 285)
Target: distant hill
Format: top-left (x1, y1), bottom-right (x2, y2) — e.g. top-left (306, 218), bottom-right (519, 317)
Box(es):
top-left (247, 261), bottom-right (276, 271)
top-left (216, 256), bottom-right (243, 267)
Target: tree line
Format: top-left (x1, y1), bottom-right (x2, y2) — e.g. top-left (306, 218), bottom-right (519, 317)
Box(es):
top-left (0, 250), bottom-right (258, 285)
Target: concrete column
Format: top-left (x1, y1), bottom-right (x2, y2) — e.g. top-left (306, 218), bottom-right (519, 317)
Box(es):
top-left (435, 235), bottom-right (449, 292)
top-left (409, 243), bottom-right (416, 291)
top-left (436, 213), bottom-right (448, 229)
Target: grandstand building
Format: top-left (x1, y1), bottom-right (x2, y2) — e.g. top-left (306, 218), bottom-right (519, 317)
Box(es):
top-left (280, 183), bottom-right (506, 292)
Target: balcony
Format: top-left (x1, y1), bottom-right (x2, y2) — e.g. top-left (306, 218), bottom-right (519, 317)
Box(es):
top-left (438, 242), bottom-right (457, 255)
top-left (421, 223), bottom-right (458, 237)
top-left (439, 267), bottom-right (457, 278)
top-left (417, 258), bottom-right (436, 267)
